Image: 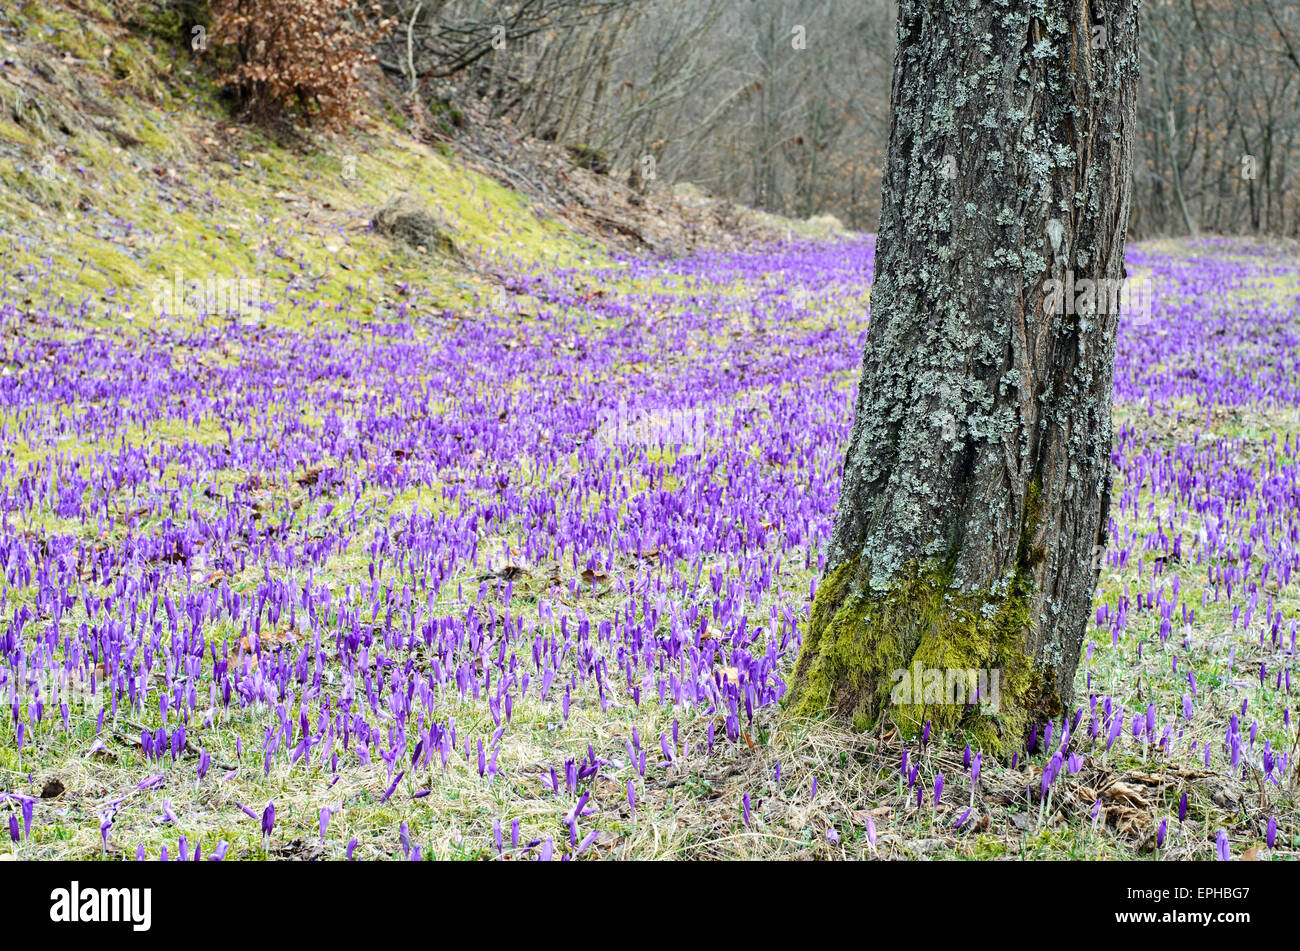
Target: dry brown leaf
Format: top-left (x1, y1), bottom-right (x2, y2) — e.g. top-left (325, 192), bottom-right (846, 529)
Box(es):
top-left (1104, 782), bottom-right (1151, 808)
top-left (238, 627), bottom-right (294, 653)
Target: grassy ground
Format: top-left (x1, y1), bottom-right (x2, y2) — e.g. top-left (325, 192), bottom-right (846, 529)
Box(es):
top-left (0, 237), bottom-right (1292, 862)
top-left (0, 2), bottom-right (1296, 863)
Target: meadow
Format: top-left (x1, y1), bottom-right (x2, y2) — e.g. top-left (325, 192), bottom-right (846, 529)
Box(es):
top-left (1, 227), bottom-right (1295, 860)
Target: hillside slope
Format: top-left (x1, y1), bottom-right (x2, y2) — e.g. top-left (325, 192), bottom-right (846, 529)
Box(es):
top-left (1, 1), bottom-right (608, 332)
top-left (0, 0), bottom-right (848, 336)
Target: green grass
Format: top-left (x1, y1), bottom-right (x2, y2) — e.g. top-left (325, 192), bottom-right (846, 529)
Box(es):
top-left (0, 2), bottom-right (1295, 863)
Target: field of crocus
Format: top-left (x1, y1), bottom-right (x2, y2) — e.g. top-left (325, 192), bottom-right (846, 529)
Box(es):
top-left (0, 224), bottom-right (1297, 861)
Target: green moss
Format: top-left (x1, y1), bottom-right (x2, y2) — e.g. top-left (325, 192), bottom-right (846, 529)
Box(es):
top-left (786, 484), bottom-right (1054, 755)
top-left (128, 115), bottom-right (175, 155)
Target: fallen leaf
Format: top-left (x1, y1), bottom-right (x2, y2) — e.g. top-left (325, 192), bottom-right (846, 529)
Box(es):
top-left (1103, 782), bottom-right (1151, 808)
top-left (238, 627), bottom-right (294, 653)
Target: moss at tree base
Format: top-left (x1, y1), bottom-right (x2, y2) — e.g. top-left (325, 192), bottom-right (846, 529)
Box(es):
top-left (784, 553), bottom-right (1059, 756)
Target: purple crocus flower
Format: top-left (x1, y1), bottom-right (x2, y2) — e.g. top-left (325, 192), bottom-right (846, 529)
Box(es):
top-left (1216, 828), bottom-right (1230, 861)
top-left (576, 829), bottom-right (599, 855)
top-left (564, 791), bottom-right (591, 829)
top-left (20, 797), bottom-right (33, 839)
top-left (261, 802), bottom-right (275, 840)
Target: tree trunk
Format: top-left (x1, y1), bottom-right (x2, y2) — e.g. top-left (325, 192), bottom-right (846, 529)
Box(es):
top-left (786, 0), bottom-right (1139, 753)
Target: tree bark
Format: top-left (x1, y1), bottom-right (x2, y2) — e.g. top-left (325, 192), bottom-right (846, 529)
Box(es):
top-left (787, 0), bottom-right (1139, 752)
